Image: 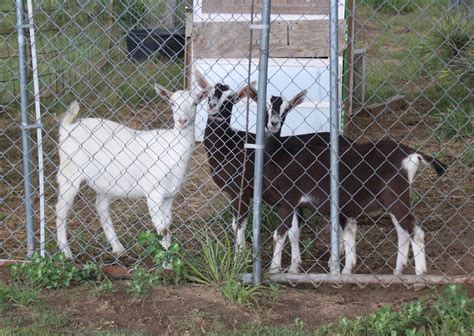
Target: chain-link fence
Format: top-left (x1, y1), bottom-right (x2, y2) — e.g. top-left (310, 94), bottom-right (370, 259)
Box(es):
top-left (1, 0), bottom-right (472, 286)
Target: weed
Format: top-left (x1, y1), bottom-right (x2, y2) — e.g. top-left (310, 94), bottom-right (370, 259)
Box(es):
top-left (127, 231), bottom-right (187, 297)
top-left (219, 279), bottom-right (262, 308)
top-left (92, 278), bottom-right (115, 297)
top-left (360, 0), bottom-right (417, 14)
top-left (9, 254), bottom-right (80, 289)
top-left (36, 306), bottom-right (69, 329)
top-left (185, 230), bottom-right (264, 307)
top-left (127, 266), bottom-right (159, 298)
top-left (0, 282), bottom-right (40, 307)
top-left (185, 231), bottom-right (249, 285)
top-left (421, 12), bottom-right (473, 63)
top-left (410, 190), bottom-right (421, 205)
top-left (436, 106), bottom-right (473, 140)
top-left (267, 283), bottom-right (282, 305)
top-left (314, 284), bottom-right (473, 335)
top-left (137, 230), bottom-right (187, 284)
top-left (301, 237), bottom-right (314, 259)
top-left (9, 254), bottom-right (104, 290)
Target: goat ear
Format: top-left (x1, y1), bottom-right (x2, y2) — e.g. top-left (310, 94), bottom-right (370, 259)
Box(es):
top-left (288, 89), bottom-right (307, 111)
top-left (155, 84), bottom-right (171, 101)
top-left (197, 86), bottom-right (212, 102)
top-left (195, 70), bottom-right (210, 89)
top-left (235, 81), bottom-right (258, 102)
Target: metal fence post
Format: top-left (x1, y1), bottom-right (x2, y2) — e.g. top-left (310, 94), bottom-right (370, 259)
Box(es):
top-left (15, 0), bottom-right (35, 257)
top-left (328, 0), bottom-right (340, 275)
top-left (251, 0), bottom-right (272, 286)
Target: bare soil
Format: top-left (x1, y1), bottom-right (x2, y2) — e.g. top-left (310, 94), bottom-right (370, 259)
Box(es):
top-left (3, 269), bottom-right (472, 335)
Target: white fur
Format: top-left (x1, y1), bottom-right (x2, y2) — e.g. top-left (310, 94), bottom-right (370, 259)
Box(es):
top-left (299, 194), bottom-right (317, 206)
top-left (402, 153), bottom-right (424, 184)
top-left (235, 216), bottom-right (247, 250)
top-left (411, 225), bottom-right (427, 275)
top-left (390, 213), bottom-right (410, 275)
top-left (341, 218), bottom-right (357, 274)
top-left (288, 212), bottom-right (301, 273)
top-left (266, 98), bottom-right (289, 134)
top-left (208, 88), bottom-right (234, 116)
top-left (270, 229), bottom-right (287, 273)
top-left (56, 87), bottom-right (209, 259)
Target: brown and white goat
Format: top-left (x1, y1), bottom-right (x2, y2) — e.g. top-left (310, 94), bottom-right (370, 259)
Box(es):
top-left (264, 91), bottom-right (447, 275)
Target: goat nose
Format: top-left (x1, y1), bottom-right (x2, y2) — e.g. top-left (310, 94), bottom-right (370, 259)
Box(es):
top-left (179, 117), bottom-right (187, 127)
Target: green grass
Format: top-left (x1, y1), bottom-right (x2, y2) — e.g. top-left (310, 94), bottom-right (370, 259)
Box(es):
top-left (360, 0), bottom-right (421, 14)
top-left (436, 106), bottom-right (473, 140)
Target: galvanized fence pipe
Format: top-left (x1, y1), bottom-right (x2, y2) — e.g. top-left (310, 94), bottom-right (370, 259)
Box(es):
top-left (26, 0), bottom-right (46, 258)
top-left (250, 0), bottom-right (272, 287)
top-left (328, 0), bottom-right (340, 275)
top-left (15, 0), bottom-right (35, 257)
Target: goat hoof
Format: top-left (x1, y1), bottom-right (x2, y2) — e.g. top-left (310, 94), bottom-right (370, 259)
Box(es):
top-left (288, 265), bottom-right (301, 274)
top-left (268, 267), bottom-right (281, 274)
top-left (341, 268), bottom-right (352, 275)
top-left (393, 269), bottom-right (403, 276)
top-left (61, 248), bottom-right (73, 260)
top-left (112, 247), bottom-right (126, 257)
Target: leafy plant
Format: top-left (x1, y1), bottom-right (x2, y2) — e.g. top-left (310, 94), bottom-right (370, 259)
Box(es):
top-left (92, 278), bottom-right (115, 297)
top-left (185, 231), bottom-right (250, 285)
top-left (127, 266), bottom-right (160, 297)
top-left (314, 284), bottom-right (474, 335)
top-left (127, 231), bottom-right (187, 297)
top-left (137, 230), bottom-right (186, 285)
top-left (8, 254), bottom-right (105, 290)
top-left (9, 254), bottom-right (79, 289)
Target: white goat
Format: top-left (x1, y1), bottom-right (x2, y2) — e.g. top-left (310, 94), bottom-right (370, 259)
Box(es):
top-left (56, 84), bottom-right (211, 259)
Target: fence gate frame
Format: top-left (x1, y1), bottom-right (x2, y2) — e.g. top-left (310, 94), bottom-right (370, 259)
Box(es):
top-left (3, 0), bottom-right (473, 287)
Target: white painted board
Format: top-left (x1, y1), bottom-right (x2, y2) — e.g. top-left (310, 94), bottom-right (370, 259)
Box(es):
top-left (193, 58), bottom-right (342, 141)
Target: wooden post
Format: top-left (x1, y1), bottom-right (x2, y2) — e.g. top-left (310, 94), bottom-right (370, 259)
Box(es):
top-left (343, 0), bottom-right (355, 133)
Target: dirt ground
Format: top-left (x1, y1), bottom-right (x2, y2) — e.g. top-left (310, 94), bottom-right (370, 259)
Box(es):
top-left (2, 268), bottom-right (472, 335)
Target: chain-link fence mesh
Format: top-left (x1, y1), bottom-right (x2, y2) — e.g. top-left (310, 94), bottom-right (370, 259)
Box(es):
top-left (1, 0), bottom-right (472, 285)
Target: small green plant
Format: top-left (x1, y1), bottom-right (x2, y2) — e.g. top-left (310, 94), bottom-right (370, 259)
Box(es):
top-left (0, 282), bottom-right (40, 307)
top-left (127, 266), bottom-right (159, 297)
top-left (267, 283), bottom-right (282, 305)
top-left (127, 231), bottom-right (187, 297)
top-left (421, 12), bottom-right (472, 63)
top-left (219, 279), bottom-right (263, 308)
top-left (9, 254), bottom-right (80, 289)
top-left (137, 230), bottom-right (187, 284)
top-left (315, 284), bottom-right (473, 335)
top-left (92, 278), bottom-right (115, 297)
top-left (185, 230), bottom-right (263, 307)
top-left (9, 254), bottom-right (105, 290)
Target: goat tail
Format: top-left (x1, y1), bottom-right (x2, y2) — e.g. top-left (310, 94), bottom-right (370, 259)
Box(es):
top-left (401, 147), bottom-right (447, 184)
top-left (61, 100), bottom-right (80, 128)
top-left (420, 153), bottom-right (447, 177)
